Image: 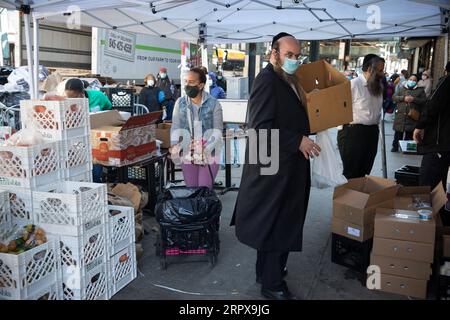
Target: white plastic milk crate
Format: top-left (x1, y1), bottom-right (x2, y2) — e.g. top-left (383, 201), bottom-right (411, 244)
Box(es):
top-left (108, 244), bottom-right (137, 297)
top-left (0, 186), bottom-right (33, 228)
top-left (67, 171), bottom-right (93, 183)
top-left (62, 260), bottom-right (109, 300)
top-left (0, 190), bottom-right (9, 227)
top-left (26, 281), bottom-right (62, 300)
top-left (0, 141), bottom-right (63, 188)
top-left (62, 135), bottom-right (93, 178)
top-left (58, 224), bottom-right (108, 283)
top-left (0, 239), bottom-right (61, 300)
top-left (107, 205), bottom-right (135, 257)
top-left (20, 98), bottom-right (90, 141)
top-left (32, 181), bottom-right (108, 237)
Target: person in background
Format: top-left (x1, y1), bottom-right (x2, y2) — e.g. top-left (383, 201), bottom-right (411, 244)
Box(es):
top-left (65, 78), bottom-right (112, 112)
top-left (156, 67), bottom-right (177, 120)
top-left (216, 71), bottom-right (227, 92)
top-left (418, 70), bottom-right (433, 97)
top-left (396, 69), bottom-right (409, 94)
top-left (207, 71), bottom-right (240, 170)
top-left (170, 67), bottom-right (223, 189)
top-left (140, 74), bottom-right (164, 113)
top-left (208, 72), bottom-right (226, 99)
top-left (64, 78), bottom-right (112, 183)
top-left (391, 74), bottom-right (426, 152)
top-left (337, 54), bottom-right (385, 179)
top-left (414, 61), bottom-right (450, 190)
top-left (383, 74), bottom-right (398, 115)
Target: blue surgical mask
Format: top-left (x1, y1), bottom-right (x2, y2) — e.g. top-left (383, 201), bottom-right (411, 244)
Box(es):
top-left (407, 80), bottom-right (417, 88)
top-left (282, 57), bottom-right (301, 75)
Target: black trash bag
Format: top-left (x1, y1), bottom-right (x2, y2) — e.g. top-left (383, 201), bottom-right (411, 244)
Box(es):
top-left (0, 91), bottom-right (30, 107)
top-left (156, 187), bottom-right (222, 225)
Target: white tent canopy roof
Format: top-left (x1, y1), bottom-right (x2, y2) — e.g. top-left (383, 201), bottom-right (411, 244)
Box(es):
top-left (0, 0), bottom-right (448, 43)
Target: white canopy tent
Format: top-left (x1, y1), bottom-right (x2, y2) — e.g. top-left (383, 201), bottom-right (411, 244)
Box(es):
top-left (1, 0), bottom-right (449, 97)
top-left (0, 0), bottom-right (449, 180)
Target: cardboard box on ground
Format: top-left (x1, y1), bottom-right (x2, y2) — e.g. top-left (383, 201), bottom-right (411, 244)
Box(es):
top-left (90, 110), bottom-right (161, 167)
top-left (332, 176), bottom-right (399, 242)
top-left (369, 184), bottom-right (448, 299)
top-left (295, 60), bottom-right (353, 133)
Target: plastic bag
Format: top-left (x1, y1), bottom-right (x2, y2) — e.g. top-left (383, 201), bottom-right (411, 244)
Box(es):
top-left (311, 129), bottom-right (347, 189)
top-left (155, 187), bottom-right (222, 226)
top-left (4, 127), bottom-right (44, 147)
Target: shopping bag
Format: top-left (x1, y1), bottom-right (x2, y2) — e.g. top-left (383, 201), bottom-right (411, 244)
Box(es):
top-left (311, 129), bottom-right (347, 189)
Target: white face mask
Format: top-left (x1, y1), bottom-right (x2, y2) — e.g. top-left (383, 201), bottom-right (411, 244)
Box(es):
top-left (207, 79), bottom-right (213, 86)
top-left (147, 80), bottom-right (155, 87)
top-left (160, 73), bottom-right (167, 79)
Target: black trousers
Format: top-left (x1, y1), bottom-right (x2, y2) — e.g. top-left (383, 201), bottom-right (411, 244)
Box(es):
top-left (392, 131), bottom-right (413, 150)
top-left (420, 152), bottom-right (450, 191)
top-left (338, 124), bottom-right (379, 179)
top-left (256, 251), bottom-right (289, 290)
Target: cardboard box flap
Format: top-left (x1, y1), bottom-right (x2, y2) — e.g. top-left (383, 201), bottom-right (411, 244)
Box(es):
top-left (325, 61), bottom-right (348, 86)
top-left (333, 189), bottom-right (370, 209)
top-left (362, 176), bottom-right (397, 193)
top-left (90, 110), bottom-right (125, 129)
top-left (431, 183), bottom-right (448, 215)
top-left (120, 111), bottom-right (162, 131)
top-left (365, 185), bottom-right (401, 207)
top-left (397, 186), bottom-right (431, 196)
top-left (296, 60), bottom-right (348, 93)
top-left (333, 177), bottom-right (366, 199)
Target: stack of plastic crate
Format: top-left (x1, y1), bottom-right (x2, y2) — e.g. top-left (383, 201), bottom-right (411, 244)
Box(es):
top-left (106, 205), bottom-right (137, 297)
top-left (32, 181), bottom-right (110, 300)
top-left (20, 98), bottom-right (93, 183)
top-left (0, 201), bottom-right (62, 300)
top-left (0, 136), bottom-right (63, 228)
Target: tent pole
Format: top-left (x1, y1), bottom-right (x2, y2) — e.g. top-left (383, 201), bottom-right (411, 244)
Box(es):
top-left (23, 13), bottom-right (35, 99)
top-left (33, 17), bottom-right (39, 98)
top-left (380, 111), bottom-right (388, 179)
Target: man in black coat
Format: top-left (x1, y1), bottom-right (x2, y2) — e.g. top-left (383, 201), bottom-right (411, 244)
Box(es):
top-left (231, 33), bottom-right (321, 300)
top-left (414, 61), bottom-right (450, 190)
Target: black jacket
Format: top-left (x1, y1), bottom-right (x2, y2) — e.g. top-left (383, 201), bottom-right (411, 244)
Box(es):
top-left (139, 86), bottom-right (162, 113)
top-left (416, 75), bottom-right (450, 154)
top-left (230, 63), bottom-right (311, 252)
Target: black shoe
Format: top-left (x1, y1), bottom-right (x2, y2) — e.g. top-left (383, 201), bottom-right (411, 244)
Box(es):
top-left (261, 286), bottom-right (296, 300)
top-left (391, 147), bottom-right (398, 152)
top-left (256, 268), bottom-right (287, 284)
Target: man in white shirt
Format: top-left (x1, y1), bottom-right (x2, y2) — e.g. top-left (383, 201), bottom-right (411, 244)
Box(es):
top-left (338, 54), bottom-right (385, 179)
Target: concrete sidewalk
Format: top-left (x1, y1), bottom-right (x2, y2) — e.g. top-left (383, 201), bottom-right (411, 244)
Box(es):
top-left (114, 118), bottom-right (425, 300)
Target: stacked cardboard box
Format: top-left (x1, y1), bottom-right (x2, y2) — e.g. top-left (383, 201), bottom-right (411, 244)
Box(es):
top-left (331, 176), bottom-right (399, 274)
top-left (90, 110), bottom-right (160, 167)
top-left (332, 176), bottom-right (399, 242)
top-left (371, 186), bottom-right (448, 299)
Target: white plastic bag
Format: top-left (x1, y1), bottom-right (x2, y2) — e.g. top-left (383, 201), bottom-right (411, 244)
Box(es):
top-left (4, 128), bottom-right (44, 147)
top-left (311, 129), bottom-right (347, 189)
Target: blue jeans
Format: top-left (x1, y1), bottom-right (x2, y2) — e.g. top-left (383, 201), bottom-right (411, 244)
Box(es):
top-left (221, 124), bottom-right (240, 165)
top-left (92, 164), bottom-right (103, 183)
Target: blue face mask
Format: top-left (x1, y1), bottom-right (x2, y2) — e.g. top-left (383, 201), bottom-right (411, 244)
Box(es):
top-left (407, 80), bottom-right (417, 88)
top-left (281, 57), bottom-right (301, 75)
